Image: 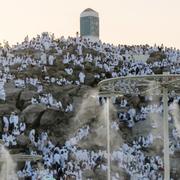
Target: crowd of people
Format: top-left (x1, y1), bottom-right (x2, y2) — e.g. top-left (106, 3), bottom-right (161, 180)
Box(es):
top-left (0, 79), bottom-right (6, 101)
top-left (2, 112), bottom-right (26, 147)
top-left (16, 122), bottom-right (163, 180)
top-left (112, 134), bottom-right (163, 180)
top-left (117, 101), bottom-right (163, 128)
top-left (17, 126), bottom-right (107, 179)
top-left (171, 128), bottom-right (180, 154)
top-left (0, 33), bottom-right (179, 179)
top-left (0, 32), bottom-right (179, 90)
top-left (31, 93), bottom-right (73, 112)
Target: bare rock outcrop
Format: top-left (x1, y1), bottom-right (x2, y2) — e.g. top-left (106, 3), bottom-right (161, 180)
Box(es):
top-left (22, 104), bottom-right (46, 126)
top-left (0, 103), bottom-right (18, 116)
top-left (18, 90), bottom-right (38, 110)
top-left (40, 108), bottom-right (62, 126)
top-left (16, 134), bottom-right (30, 146)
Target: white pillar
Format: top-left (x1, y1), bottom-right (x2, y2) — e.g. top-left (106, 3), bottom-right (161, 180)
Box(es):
top-left (163, 87), bottom-right (170, 180)
top-left (6, 161), bottom-right (8, 180)
top-left (106, 97), bottom-right (111, 180)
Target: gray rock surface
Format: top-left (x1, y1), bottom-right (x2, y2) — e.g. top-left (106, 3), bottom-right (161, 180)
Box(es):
top-left (40, 108), bottom-right (61, 126)
top-left (16, 134), bottom-right (30, 146)
top-left (22, 104), bottom-right (46, 126)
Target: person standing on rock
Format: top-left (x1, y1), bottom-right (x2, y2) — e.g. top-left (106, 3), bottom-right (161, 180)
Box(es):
top-left (79, 72), bottom-right (85, 84)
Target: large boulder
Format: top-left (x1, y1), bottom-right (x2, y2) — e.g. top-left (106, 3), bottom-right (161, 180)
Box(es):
top-left (18, 90), bottom-right (38, 109)
top-left (0, 104), bottom-right (18, 116)
top-left (129, 96), bottom-right (141, 108)
top-left (39, 109), bottom-right (77, 145)
top-left (152, 67), bottom-right (163, 74)
top-left (22, 104), bottom-right (46, 126)
top-left (44, 114), bottom-right (73, 145)
top-left (19, 90), bottom-right (38, 102)
top-left (47, 85), bottom-right (78, 100)
top-left (85, 73), bottom-right (95, 86)
top-left (16, 134), bottom-right (30, 146)
top-left (76, 85), bottom-right (92, 97)
top-left (147, 51), bottom-right (166, 64)
top-left (62, 85), bottom-right (80, 97)
top-left (40, 109), bottom-right (62, 126)
top-left (4, 83), bottom-right (22, 104)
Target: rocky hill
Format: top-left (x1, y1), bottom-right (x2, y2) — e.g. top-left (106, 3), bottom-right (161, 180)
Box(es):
top-left (0, 33), bottom-right (180, 179)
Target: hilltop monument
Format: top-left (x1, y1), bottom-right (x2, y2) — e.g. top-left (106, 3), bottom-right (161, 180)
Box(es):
top-left (80, 8), bottom-right (99, 41)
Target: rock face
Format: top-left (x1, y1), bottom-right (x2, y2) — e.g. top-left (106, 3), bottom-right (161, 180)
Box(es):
top-left (16, 134), bottom-right (30, 146)
top-left (22, 104), bottom-right (46, 126)
top-left (0, 104), bottom-right (18, 115)
top-left (147, 51), bottom-right (166, 64)
top-left (18, 90), bottom-right (38, 109)
top-left (5, 84), bottom-right (22, 104)
top-left (151, 67), bottom-right (163, 74)
top-left (40, 109), bottom-right (62, 126)
top-left (85, 73), bottom-right (95, 86)
top-left (130, 96), bottom-right (141, 108)
top-left (0, 43), bottom-right (179, 179)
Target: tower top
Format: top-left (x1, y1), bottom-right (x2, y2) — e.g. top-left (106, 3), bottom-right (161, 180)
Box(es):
top-left (80, 8), bottom-right (99, 18)
top-left (83, 8), bottom-right (96, 12)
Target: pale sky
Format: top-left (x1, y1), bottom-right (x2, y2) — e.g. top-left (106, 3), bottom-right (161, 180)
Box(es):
top-left (0, 0), bottom-right (180, 48)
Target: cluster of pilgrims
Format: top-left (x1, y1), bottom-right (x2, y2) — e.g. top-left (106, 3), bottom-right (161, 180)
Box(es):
top-left (40, 53), bottom-right (55, 66)
top-left (31, 94), bottom-right (73, 112)
top-left (0, 108), bottom-right (178, 179)
top-left (43, 71), bottom-right (85, 86)
top-left (18, 126), bottom-right (108, 180)
top-left (14, 77), bottom-right (43, 93)
top-left (19, 125), bottom-right (164, 180)
top-left (12, 32), bottom-right (55, 51)
top-left (2, 112), bottom-right (26, 147)
top-left (0, 78), bottom-right (6, 100)
top-left (0, 33), bottom-right (180, 179)
top-left (31, 93), bottom-right (58, 107)
top-left (99, 95), bottom-right (170, 131)
top-left (114, 98), bottom-right (163, 128)
top-left (0, 33), bottom-right (179, 93)
top-left (170, 128), bottom-right (180, 154)
top-left (111, 134), bottom-right (163, 180)
top-left (117, 99), bottom-right (179, 129)
top-left (44, 76), bottom-right (73, 86)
